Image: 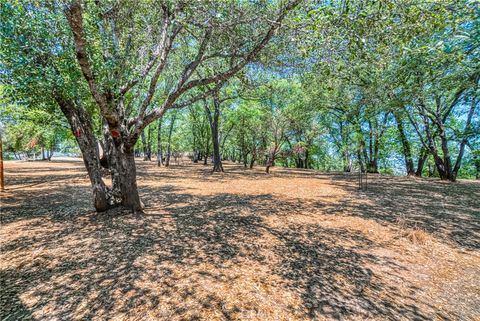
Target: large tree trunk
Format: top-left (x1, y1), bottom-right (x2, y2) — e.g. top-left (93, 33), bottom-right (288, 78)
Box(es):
top-left (57, 97), bottom-right (143, 213)
top-left (56, 98), bottom-right (113, 212)
top-left (115, 148), bottom-right (143, 212)
top-left (102, 119), bottom-right (121, 197)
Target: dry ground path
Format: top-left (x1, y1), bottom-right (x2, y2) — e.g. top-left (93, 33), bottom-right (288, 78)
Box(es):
top-left (1, 158), bottom-right (479, 320)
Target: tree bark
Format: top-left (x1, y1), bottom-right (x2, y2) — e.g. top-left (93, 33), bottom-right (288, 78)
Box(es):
top-left (304, 148), bottom-right (309, 169)
top-left (343, 149), bottom-right (351, 172)
top-left (115, 148), bottom-right (143, 212)
top-left (141, 131), bottom-right (149, 161)
top-left (102, 119), bottom-right (121, 197)
top-left (206, 96), bottom-right (224, 172)
top-left (266, 147), bottom-right (278, 174)
top-left (415, 148), bottom-right (428, 177)
top-left (394, 112), bottom-right (415, 176)
top-left (250, 156), bottom-right (256, 169)
top-left (165, 112), bottom-right (176, 167)
top-left (56, 97), bottom-right (113, 212)
top-left (250, 142), bottom-right (257, 169)
top-left (437, 121), bottom-right (453, 180)
top-left (451, 96), bottom-right (477, 181)
top-left (157, 117), bottom-right (163, 166)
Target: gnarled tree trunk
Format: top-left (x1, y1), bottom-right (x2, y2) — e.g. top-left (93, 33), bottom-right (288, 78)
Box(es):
top-left (115, 148), bottom-right (143, 212)
top-left (56, 97), bottom-right (114, 212)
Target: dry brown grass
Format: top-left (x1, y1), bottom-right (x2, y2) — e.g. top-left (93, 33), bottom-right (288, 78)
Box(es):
top-left (403, 227), bottom-right (429, 245)
top-left (1, 158), bottom-right (479, 321)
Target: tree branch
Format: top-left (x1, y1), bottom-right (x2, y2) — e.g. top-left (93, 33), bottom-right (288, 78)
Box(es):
top-left (65, 0), bottom-right (115, 123)
top-left (119, 7), bottom-right (180, 97)
top-left (129, 0), bottom-right (301, 144)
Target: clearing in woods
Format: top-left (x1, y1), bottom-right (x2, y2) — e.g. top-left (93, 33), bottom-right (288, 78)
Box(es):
top-left (1, 158), bottom-right (479, 321)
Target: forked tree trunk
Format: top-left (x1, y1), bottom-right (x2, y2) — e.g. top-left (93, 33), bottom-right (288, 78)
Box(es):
top-left (56, 97), bottom-right (113, 212)
top-left (57, 97), bottom-right (144, 212)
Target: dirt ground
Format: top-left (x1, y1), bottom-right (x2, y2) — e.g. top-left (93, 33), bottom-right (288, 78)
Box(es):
top-left (1, 158), bottom-right (479, 321)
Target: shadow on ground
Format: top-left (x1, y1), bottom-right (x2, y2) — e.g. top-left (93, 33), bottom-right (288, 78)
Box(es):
top-left (1, 160), bottom-right (478, 320)
top-left (328, 172), bottom-right (480, 250)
